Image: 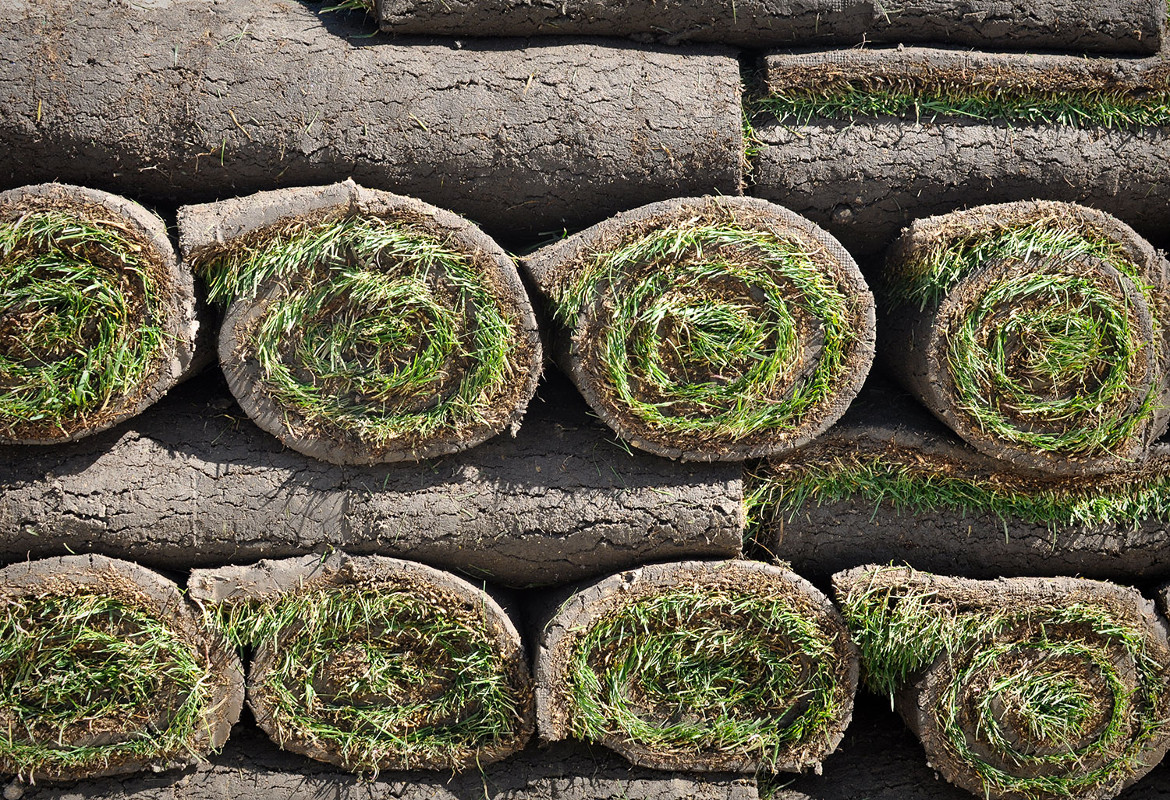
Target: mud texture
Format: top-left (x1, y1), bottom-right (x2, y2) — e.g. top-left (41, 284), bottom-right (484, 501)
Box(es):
top-left (0, 183), bottom-right (202, 444)
top-left (0, 371), bottom-right (742, 588)
top-left (191, 553), bottom-right (532, 772)
top-left (0, 554), bottom-right (244, 782)
top-left (756, 377), bottom-right (1170, 583)
top-left (534, 559), bottom-right (858, 772)
top-left (751, 120), bottom-right (1170, 259)
top-left (180, 182), bottom-right (543, 465)
top-left (833, 568), bottom-right (1170, 800)
top-left (10, 725), bottom-right (759, 800)
top-left (523, 195), bottom-right (876, 462)
top-left (0, 0), bottom-right (742, 241)
top-left (372, 0), bottom-right (1162, 53)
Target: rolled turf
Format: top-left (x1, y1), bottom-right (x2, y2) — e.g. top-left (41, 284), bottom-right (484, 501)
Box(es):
top-left (523, 196), bottom-right (876, 461)
top-left (0, 0), bottom-right (742, 240)
top-left (189, 553), bottom-right (533, 773)
top-left (180, 182), bottom-right (542, 465)
top-left (0, 554), bottom-right (243, 782)
top-left (879, 200), bottom-right (1170, 476)
top-left (534, 559), bottom-right (858, 773)
top-left (0, 183), bottom-right (200, 444)
top-left (834, 566), bottom-right (1170, 800)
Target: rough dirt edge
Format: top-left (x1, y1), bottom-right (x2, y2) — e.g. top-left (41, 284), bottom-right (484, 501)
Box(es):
top-left (761, 46), bottom-right (1170, 97)
top-left (0, 183), bottom-right (200, 444)
top-left (750, 119), bottom-right (1170, 259)
top-left (880, 200), bottom-right (1170, 476)
top-left (756, 377), bottom-right (1170, 582)
top-left (534, 559), bottom-right (858, 773)
top-left (372, 0), bottom-right (1161, 53)
top-left (190, 553), bottom-right (532, 772)
top-left (9, 725), bottom-right (758, 800)
top-left (0, 554), bottom-right (244, 782)
top-left (0, 371), bottom-right (742, 588)
top-left (523, 195), bottom-right (876, 462)
top-left (179, 181), bottom-right (543, 465)
top-left (832, 566), bottom-right (1170, 800)
top-left (0, 0), bottom-right (742, 241)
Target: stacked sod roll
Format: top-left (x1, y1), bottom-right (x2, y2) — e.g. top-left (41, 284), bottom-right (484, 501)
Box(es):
top-left (189, 553), bottom-right (533, 773)
top-left (834, 566), bottom-right (1170, 800)
top-left (523, 196), bottom-right (876, 461)
top-left (0, 183), bottom-right (200, 443)
top-left (879, 200), bottom-right (1170, 475)
top-left (0, 554), bottom-right (243, 781)
top-left (534, 560), bottom-right (858, 773)
top-left (180, 181), bottom-right (542, 465)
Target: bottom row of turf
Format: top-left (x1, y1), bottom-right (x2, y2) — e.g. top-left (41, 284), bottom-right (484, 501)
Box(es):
top-left (1, 552), bottom-right (1168, 800)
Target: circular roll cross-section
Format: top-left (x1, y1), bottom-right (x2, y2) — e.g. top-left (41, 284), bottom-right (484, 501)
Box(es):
top-left (834, 566), bottom-right (1170, 800)
top-left (535, 560), bottom-right (859, 772)
top-left (187, 184), bottom-right (541, 465)
top-left (0, 183), bottom-right (199, 444)
top-left (881, 201), bottom-right (1170, 475)
top-left (192, 553), bottom-right (533, 773)
top-left (0, 554), bottom-right (244, 782)
top-left (523, 196), bottom-right (876, 461)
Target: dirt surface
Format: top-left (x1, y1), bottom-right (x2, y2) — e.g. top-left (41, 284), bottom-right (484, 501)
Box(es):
top-left (0, 371), bottom-right (742, 588)
top-left (373, 0), bottom-right (1162, 52)
top-left (0, 0), bottom-right (742, 241)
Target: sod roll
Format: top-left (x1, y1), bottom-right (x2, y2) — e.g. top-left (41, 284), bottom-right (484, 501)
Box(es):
top-left (0, 183), bottom-right (200, 444)
top-left (879, 201), bottom-right (1170, 476)
top-left (834, 566), bottom-right (1170, 800)
top-left (180, 182), bottom-right (542, 465)
top-left (190, 553), bottom-right (532, 773)
top-left (0, 554), bottom-right (244, 782)
top-left (750, 377), bottom-right (1170, 583)
top-left (0, 0), bottom-right (742, 240)
top-left (370, 0), bottom-right (1163, 53)
top-left (534, 559), bottom-right (858, 773)
top-left (523, 196), bottom-right (876, 461)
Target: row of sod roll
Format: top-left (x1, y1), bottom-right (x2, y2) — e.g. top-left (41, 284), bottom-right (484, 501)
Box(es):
top-left (16, 551), bottom-right (1170, 800)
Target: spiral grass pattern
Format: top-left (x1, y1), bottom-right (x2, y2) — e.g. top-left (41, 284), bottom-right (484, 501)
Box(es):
top-left (532, 197), bottom-right (874, 461)
top-left (199, 202), bottom-right (539, 464)
top-left (835, 566), bottom-right (1170, 800)
top-left (882, 202), bottom-right (1170, 474)
top-left (0, 196), bottom-right (173, 442)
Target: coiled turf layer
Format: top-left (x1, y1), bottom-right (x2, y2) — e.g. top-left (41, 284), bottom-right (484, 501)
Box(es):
top-left (183, 183), bottom-right (541, 465)
top-left (192, 553), bottom-right (533, 774)
top-left (524, 196), bottom-right (875, 461)
top-left (834, 566), bottom-right (1170, 800)
top-left (0, 184), bottom-right (198, 443)
top-left (0, 555), bottom-right (243, 782)
top-left (535, 560), bottom-right (858, 772)
top-left (882, 201), bottom-right (1170, 475)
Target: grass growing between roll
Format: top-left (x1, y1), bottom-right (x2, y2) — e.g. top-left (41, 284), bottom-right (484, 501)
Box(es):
top-left (565, 586), bottom-right (847, 770)
top-left (218, 585), bottom-right (528, 773)
top-left (199, 215), bottom-right (523, 447)
top-left (552, 223), bottom-right (857, 443)
top-left (0, 593), bottom-right (216, 780)
top-left (0, 211), bottom-right (167, 439)
top-left (835, 567), bottom-right (1170, 800)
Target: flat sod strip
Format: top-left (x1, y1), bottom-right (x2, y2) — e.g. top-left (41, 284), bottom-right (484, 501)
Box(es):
top-left (0, 554), bottom-right (243, 783)
top-left (0, 183), bottom-right (200, 444)
top-left (365, 0), bottom-right (1162, 53)
top-left (523, 196), bottom-right (875, 462)
top-left (0, 0), bottom-right (742, 241)
top-left (189, 553), bottom-right (532, 773)
top-left (534, 560), bottom-right (858, 773)
top-left (747, 377), bottom-right (1170, 583)
top-left (879, 201), bottom-right (1170, 476)
top-left (833, 566), bottom-right (1170, 800)
top-left (181, 183), bottom-right (541, 465)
